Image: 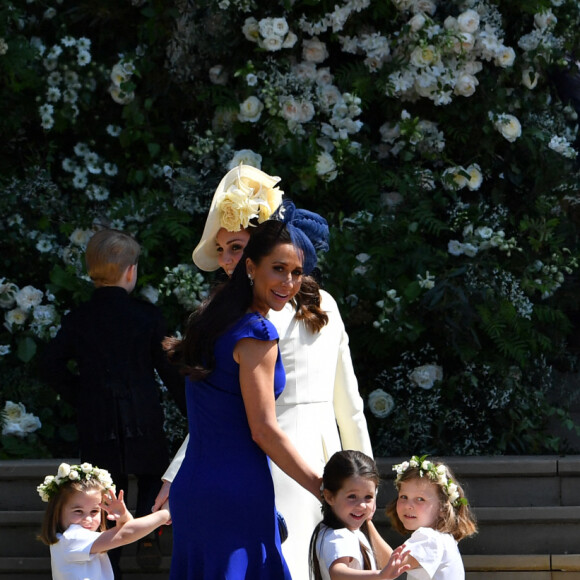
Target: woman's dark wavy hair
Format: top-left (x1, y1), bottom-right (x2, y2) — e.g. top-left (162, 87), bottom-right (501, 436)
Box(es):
top-left (165, 219), bottom-right (299, 379)
top-left (309, 451), bottom-right (380, 580)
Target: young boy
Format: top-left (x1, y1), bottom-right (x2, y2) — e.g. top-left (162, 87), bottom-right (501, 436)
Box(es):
top-left (40, 229), bottom-right (186, 578)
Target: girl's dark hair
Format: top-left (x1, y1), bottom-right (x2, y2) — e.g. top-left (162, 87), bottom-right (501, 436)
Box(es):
top-left (386, 463), bottom-right (478, 542)
top-left (309, 451), bottom-right (380, 580)
top-left (165, 219), bottom-right (297, 379)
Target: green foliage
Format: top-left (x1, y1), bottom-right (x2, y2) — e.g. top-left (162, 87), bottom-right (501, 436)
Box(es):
top-left (2, 0), bottom-right (580, 457)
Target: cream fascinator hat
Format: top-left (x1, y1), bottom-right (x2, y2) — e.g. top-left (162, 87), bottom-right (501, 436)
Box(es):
top-left (192, 164), bottom-right (284, 271)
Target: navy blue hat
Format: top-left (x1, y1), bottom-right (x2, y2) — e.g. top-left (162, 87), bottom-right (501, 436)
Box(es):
top-left (275, 200), bottom-right (329, 274)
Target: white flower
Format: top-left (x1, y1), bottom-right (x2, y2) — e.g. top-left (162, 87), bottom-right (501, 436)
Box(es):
top-left (534, 10), bottom-right (557, 30)
top-left (209, 65), bottom-right (228, 86)
top-left (448, 240), bottom-right (463, 256)
top-left (457, 9), bottom-right (480, 33)
top-left (522, 69), bottom-right (539, 90)
top-left (454, 73), bottom-right (478, 97)
top-left (140, 285), bottom-right (159, 304)
top-left (315, 151), bottom-right (337, 182)
top-left (493, 114), bottom-right (522, 142)
top-left (494, 46), bottom-right (516, 68)
top-left (368, 389), bottom-right (395, 418)
top-left (228, 149), bottom-right (262, 170)
top-left (15, 286), bottom-right (43, 312)
top-left (302, 37), bottom-right (328, 63)
top-left (465, 164), bottom-right (483, 191)
top-left (57, 463), bottom-right (71, 479)
top-left (5, 308), bottom-right (27, 329)
top-left (409, 364), bottom-right (443, 389)
top-left (238, 96), bottom-right (264, 123)
top-left (69, 228), bottom-right (93, 247)
top-left (410, 45), bottom-right (439, 68)
top-left (0, 280), bottom-right (18, 309)
top-left (80, 463), bottom-right (93, 473)
top-left (242, 17), bottom-right (259, 43)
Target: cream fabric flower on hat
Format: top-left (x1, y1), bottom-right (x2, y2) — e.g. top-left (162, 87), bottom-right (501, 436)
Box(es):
top-left (192, 164), bottom-right (284, 272)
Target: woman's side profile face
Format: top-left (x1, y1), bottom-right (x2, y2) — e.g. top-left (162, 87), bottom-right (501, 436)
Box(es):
top-left (247, 242), bottom-right (303, 316)
top-left (215, 227), bottom-right (250, 276)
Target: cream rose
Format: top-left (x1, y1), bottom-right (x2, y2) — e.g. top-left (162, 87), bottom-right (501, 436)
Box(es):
top-left (368, 389), bottom-right (395, 418)
top-left (238, 96), bottom-right (264, 123)
top-left (494, 114), bottom-right (522, 142)
top-left (454, 73), bottom-right (478, 97)
top-left (457, 9), bottom-right (480, 33)
top-left (410, 364), bottom-right (443, 389)
top-left (302, 37), bottom-right (328, 63)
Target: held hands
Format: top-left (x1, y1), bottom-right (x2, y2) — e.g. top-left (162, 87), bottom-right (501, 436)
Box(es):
top-left (379, 545), bottom-right (411, 579)
top-left (152, 480), bottom-right (172, 525)
top-left (100, 489), bottom-right (133, 526)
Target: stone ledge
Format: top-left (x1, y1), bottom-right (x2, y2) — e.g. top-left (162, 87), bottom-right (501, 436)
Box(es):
top-left (554, 555), bottom-right (580, 572)
top-left (463, 555), bottom-right (550, 571)
top-left (376, 456), bottom-right (560, 479)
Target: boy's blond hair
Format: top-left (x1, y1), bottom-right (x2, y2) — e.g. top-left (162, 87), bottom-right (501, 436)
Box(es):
top-left (85, 229), bottom-right (140, 287)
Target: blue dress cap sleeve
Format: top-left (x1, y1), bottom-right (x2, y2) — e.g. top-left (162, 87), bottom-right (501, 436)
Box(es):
top-left (243, 313), bottom-right (279, 342)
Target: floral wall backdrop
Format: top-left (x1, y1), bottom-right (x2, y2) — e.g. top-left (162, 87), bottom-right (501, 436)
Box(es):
top-left (2, 0), bottom-right (580, 458)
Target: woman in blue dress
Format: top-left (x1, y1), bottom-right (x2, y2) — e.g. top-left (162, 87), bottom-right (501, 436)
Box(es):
top-left (164, 212), bottom-right (328, 579)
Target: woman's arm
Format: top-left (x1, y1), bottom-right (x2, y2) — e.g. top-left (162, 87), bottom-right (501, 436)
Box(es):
top-left (151, 435), bottom-right (189, 513)
top-left (236, 337), bottom-right (322, 499)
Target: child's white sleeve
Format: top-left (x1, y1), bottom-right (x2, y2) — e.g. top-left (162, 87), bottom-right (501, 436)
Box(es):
top-left (56, 524), bottom-right (100, 562)
top-left (404, 527), bottom-right (445, 578)
top-left (317, 528), bottom-right (365, 572)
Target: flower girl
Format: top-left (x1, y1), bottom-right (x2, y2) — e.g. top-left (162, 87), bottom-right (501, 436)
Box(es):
top-left (38, 462), bottom-right (170, 580)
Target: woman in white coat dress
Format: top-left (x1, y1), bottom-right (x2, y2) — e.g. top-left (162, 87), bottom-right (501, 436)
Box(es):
top-left (154, 164), bottom-right (373, 580)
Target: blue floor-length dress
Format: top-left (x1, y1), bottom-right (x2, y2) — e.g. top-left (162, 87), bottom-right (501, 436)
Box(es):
top-left (169, 312), bottom-right (292, 579)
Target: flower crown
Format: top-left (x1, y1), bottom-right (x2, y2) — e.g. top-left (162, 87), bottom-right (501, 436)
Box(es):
top-left (37, 462), bottom-right (115, 503)
top-left (392, 455), bottom-right (466, 508)
top-left (217, 165), bottom-right (283, 232)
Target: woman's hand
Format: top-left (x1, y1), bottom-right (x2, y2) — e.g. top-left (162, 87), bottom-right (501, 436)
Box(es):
top-left (152, 480), bottom-right (172, 524)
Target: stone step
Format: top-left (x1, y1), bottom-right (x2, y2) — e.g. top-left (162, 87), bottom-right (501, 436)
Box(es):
top-left (2, 555), bottom-right (580, 579)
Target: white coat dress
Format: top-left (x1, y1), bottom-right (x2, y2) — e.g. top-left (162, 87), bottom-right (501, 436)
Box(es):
top-left (162, 289), bottom-right (373, 580)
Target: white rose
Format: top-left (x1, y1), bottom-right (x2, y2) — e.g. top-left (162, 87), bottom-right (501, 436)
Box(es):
top-left (315, 152), bottom-right (337, 182)
top-left (421, 460), bottom-right (431, 471)
top-left (271, 17), bottom-right (289, 37)
top-left (522, 69), bottom-right (538, 89)
top-left (476, 226), bottom-right (493, 239)
top-left (69, 469), bottom-right (79, 480)
top-left (494, 114), bottom-right (521, 142)
top-left (18, 413), bottom-right (42, 434)
top-left (238, 96), bottom-right (264, 123)
top-left (260, 35), bottom-right (284, 52)
top-left (15, 285), bottom-right (43, 311)
top-left (57, 463), bottom-right (71, 479)
top-left (534, 10), bottom-right (557, 30)
top-left (81, 463), bottom-right (93, 473)
top-left (228, 149), bottom-right (262, 170)
top-left (410, 45), bottom-right (439, 68)
top-left (0, 281), bottom-right (18, 309)
top-left (5, 308), bottom-right (28, 328)
top-left (282, 32), bottom-right (298, 49)
top-left (453, 32), bottom-right (475, 54)
top-left (242, 17), bottom-right (259, 43)
top-left (409, 13), bottom-right (426, 32)
top-left (494, 46), bottom-right (516, 68)
top-left (209, 65), bottom-right (228, 86)
top-left (368, 389), bottom-right (395, 418)
top-left (70, 228), bottom-right (92, 247)
top-left (454, 73), bottom-right (478, 97)
top-left (303, 37), bottom-right (328, 63)
top-left (410, 364), bottom-right (443, 389)
top-left (457, 9), bottom-right (480, 33)
top-left (280, 97), bottom-right (302, 123)
top-left (465, 163), bottom-right (483, 190)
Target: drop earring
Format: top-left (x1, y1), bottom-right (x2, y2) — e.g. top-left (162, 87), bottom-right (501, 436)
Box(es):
top-left (248, 274), bottom-right (253, 286)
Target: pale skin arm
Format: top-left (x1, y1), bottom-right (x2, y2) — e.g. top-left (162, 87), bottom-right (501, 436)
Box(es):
top-left (327, 544), bottom-right (412, 579)
top-left (235, 337), bottom-right (322, 499)
top-left (366, 521), bottom-right (420, 571)
top-left (90, 490), bottom-right (170, 554)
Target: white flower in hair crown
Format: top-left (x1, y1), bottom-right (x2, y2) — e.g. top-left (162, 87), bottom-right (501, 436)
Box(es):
top-left (37, 462), bottom-right (115, 502)
top-left (392, 455), bottom-right (467, 508)
top-left (217, 167), bottom-right (283, 232)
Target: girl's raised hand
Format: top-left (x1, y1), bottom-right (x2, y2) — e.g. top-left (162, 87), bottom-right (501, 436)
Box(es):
top-left (100, 489), bottom-right (133, 524)
top-left (379, 544), bottom-right (411, 579)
